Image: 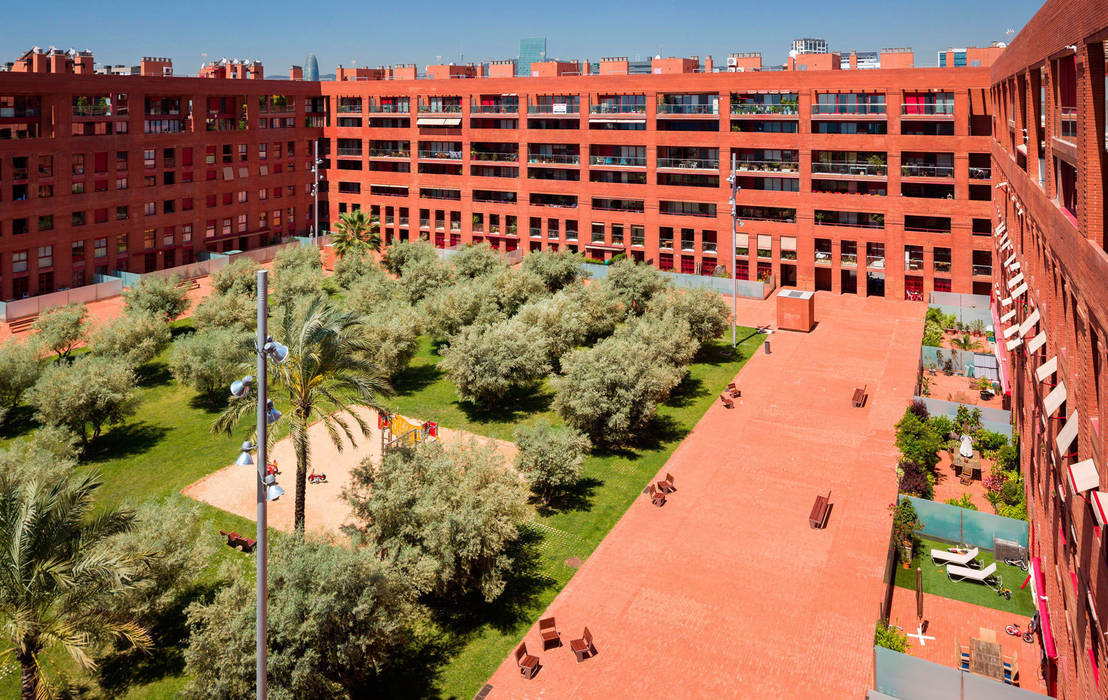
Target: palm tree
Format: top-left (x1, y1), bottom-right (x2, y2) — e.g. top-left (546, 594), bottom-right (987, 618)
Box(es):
top-left (331, 210), bottom-right (381, 259)
top-left (0, 470), bottom-right (152, 700)
top-left (951, 333), bottom-right (981, 352)
top-left (213, 294), bottom-right (391, 531)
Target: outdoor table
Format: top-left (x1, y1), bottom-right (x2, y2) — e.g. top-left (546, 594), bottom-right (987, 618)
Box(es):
top-left (970, 637), bottom-right (1004, 680)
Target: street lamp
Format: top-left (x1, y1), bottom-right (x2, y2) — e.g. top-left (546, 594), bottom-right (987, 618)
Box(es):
top-left (226, 269), bottom-right (288, 700)
top-left (726, 153), bottom-right (744, 348)
top-left (311, 141), bottom-right (324, 246)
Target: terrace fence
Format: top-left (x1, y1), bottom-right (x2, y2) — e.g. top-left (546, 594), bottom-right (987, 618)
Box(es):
top-left (912, 396), bottom-right (1012, 438)
top-left (872, 646), bottom-right (1044, 699)
top-left (899, 495), bottom-right (1028, 549)
top-left (928, 291), bottom-right (995, 328)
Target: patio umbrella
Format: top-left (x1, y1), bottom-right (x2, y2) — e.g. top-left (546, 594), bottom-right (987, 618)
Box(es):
top-left (959, 433), bottom-right (973, 459)
top-left (916, 567), bottom-right (924, 620)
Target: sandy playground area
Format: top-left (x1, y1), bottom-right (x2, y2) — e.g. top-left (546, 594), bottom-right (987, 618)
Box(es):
top-left (182, 405), bottom-right (517, 534)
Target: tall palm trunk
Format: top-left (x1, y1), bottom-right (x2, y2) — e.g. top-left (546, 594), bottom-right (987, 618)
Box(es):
top-left (19, 647), bottom-right (38, 700)
top-left (292, 410), bottom-right (310, 531)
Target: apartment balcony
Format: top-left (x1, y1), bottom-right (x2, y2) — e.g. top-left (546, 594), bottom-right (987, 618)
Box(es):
top-left (657, 103), bottom-right (719, 116)
top-left (472, 151), bottom-right (519, 162)
top-left (735, 159), bottom-right (799, 174)
top-left (589, 155), bottom-right (646, 168)
top-left (368, 149), bottom-right (410, 159)
top-left (471, 101), bottom-right (519, 114)
top-left (841, 253), bottom-right (858, 267)
top-left (866, 255), bottom-right (886, 269)
top-left (528, 102), bottom-right (579, 115)
top-left (900, 103), bottom-right (954, 117)
top-left (702, 242), bottom-right (718, 253)
top-left (812, 162), bottom-right (887, 177)
top-left (657, 157), bottom-right (719, 171)
top-left (730, 103), bottom-right (798, 116)
top-left (968, 166), bottom-right (991, 180)
top-left (589, 103), bottom-right (647, 115)
top-left (527, 153), bottom-right (580, 166)
top-left (815, 251), bottom-right (833, 265)
top-left (336, 104), bottom-right (362, 114)
top-left (417, 103), bottom-right (462, 114)
top-left (1058, 107), bottom-right (1077, 140)
top-left (811, 103), bottom-right (886, 116)
top-left (72, 104), bottom-right (112, 118)
top-left (336, 148), bottom-right (363, 157)
top-left (905, 258), bottom-right (925, 271)
top-left (900, 164), bottom-right (954, 178)
top-left (934, 261), bottom-right (952, 273)
top-left (780, 250), bottom-right (796, 260)
top-left (418, 150), bottom-right (463, 160)
top-left (972, 264), bottom-right (992, 277)
top-left (0, 107), bottom-right (41, 118)
top-left (368, 104), bottom-right (409, 113)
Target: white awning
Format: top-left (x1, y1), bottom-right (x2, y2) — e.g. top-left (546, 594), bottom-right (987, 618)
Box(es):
top-left (994, 222), bottom-right (1006, 235)
top-left (998, 233), bottom-right (1009, 245)
top-left (1000, 309), bottom-right (1017, 323)
top-left (1007, 261), bottom-right (1021, 272)
top-left (1036, 356), bottom-right (1058, 382)
top-left (1000, 296), bottom-right (1013, 307)
top-left (1068, 459), bottom-right (1099, 494)
top-left (416, 117), bottom-right (461, 126)
top-left (1091, 491), bottom-right (1108, 527)
top-left (1018, 308), bottom-right (1040, 337)
top-left (1003, 324), bottom-right (1020, 339)
top-left (1026, 332), bottom-right (1047, 355)
top-left (1006, 337), bottom-right (1023, 351)
top-left (1043, 380), bottom-right (1067, 415)
top-left (1000, 241), bottom-right (1013, 252)
top-left (1011, 283), bottom-right (1028, 298)
top-left (589, 118), bottom-right (646, 124)
top-left (1056, 410), bottom-right (1079, 456)
top-left (1007, 272), bottom-right (1025, 289)
top-left (1003, 252), bottom-right (1016, 265)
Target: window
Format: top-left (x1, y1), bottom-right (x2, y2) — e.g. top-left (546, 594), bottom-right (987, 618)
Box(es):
top-left (238, 214), bottom-right (247, 232)
top-left (143, 149), bottom-right (155, 168)
top-left (37, 246), bottom-right (53, 269)
top-left (144, 201), bottom-right (156, 216)
top-left (72, 240), bottom-right (85, 261)
top-left (143, 229), bottom-right (156, 249)
top-left (181, 224), bottom-right (192, 243)
top-left (72, 211), bottom-right (86, 226)
top-left (115, 206), bottom-right (128, 220)
top-left (94, 238), bottom-right (107, 258)
top-left (660, 226), bottom-right (674, 249)
top-left (116, 176), bottom-right (128, 190)
top-left (222, 218), bottom-right (232, 235)
top-left (117, 234), bottom-right (128, 254)
top-left (238, 190), bottom-right (247, 203)
top-left (12, 251), bottom-right (28, 274)
top-left (38, 215), bottom-right (53, 232)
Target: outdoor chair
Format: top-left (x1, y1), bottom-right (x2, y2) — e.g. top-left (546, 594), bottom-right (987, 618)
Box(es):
top-left (727, 382), bottom-right (741, 398)
top-left (930, 547), bottom-right (979, 567)
top-left (719, 393), bottom-right (734, 409)
top-left (1003, 656), bottom-right (1019, 685)
top-left (648, 484), bottom-right (666, 507)
top-left (514, 642), bottom-right (539, 679)
top-left (539, 616), bottom-right (561, 649)
top-left (570, 627), bottom-right (597, 663)
top-left (959, 646), bottom-right (970, 671)
top-left (852, 385), bottom-right (867, 407)
top-left (657, 473), bottom-right (676, 494)
top-left (946, 562), bottom-right (999, 590)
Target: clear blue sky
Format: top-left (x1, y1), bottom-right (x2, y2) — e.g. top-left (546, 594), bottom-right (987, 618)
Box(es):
top-left (1, 0), bottom-right (1045, 76)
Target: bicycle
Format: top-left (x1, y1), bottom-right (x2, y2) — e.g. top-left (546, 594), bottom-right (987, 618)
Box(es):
top-left (1006, 622), bottom-right (1036, 644)
top-left (1004, 557), bottom-right (1029, 571)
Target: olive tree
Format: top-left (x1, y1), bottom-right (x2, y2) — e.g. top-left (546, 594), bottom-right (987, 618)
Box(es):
top-left (489, 267), bottom-right (548, 316)
top-left (647, 288), bottom-right (730, 345)
top-left (614, 311), bottom-right (698, 368)
top-left (421, 276), bottom-right (502, 340)
top-left (344, 438), bottom-right (530, 602)
top-left (190, 292), bottom-right (256, 332)
top-left (395, 257), bottom-right (453, 305)
top-left (332, 253), bottom-right (378, 289)
top-left (0, 425), bottom-right (80, 485)
top-left (513, 295), bottom-right (589, 364)
top-left (31, 303), bottom-right (89, 361)
top-left (514, 419), bottom-right (591, 504)
top-left (273, 244), bottom-right (322, 278)
top-left (168, 327), bottom-right (251, 399)
top-left (439, 319), bottom-right (550, 409)
top-left (381, 240), bottom-right (438, 275)
top-left (521, 249), bottom-right (584, 292)
top-left (344, 271), bottom-right (401, 316)
top-left (211, 258), bottom-right (261, 297)
top-left (0, 338), bottom-right (42, 427)
top-left (89, 312), bottom-right (172, 367)
top-left (558, 282), bottom-right (624, 342)
top-left (449, 242), bottom-right (508, 279)
top-left (122, 275), bottom-right (190, 320)
top-left (26, 354), bottom-right (138, 447)
top-left (185, 536), bottom-right (418, 700)
top-left (553, 336), bottom-right (684, 444)
top-left (605, 259), bottom-right (670, 315)
top-left (361, 302), bottom-right (423, 378)
top-left (272, 264), bottom-right (326, 309)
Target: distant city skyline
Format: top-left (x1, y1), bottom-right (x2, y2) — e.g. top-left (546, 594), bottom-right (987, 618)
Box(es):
top-left (1, 0), bottom-right (1041, 76)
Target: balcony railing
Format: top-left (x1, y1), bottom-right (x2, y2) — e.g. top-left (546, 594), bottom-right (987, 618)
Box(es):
top-left (368, 104), bottom-right (409, 113)
top-left (702, 242), bottom-right (718, 253)
top-left (530, 228), bottom-right (542, 238)
top-left (368, 149), bottom-right (410, 158)
top-left (589, 155), bottom-right (646, 167)
top-left (336, 104), bottom-right (362, 113)
top-left (812, 162), bottom-right (887, 176)
top-left (528, 103), bottom-right (579, 114)
top-left (1059, 107), bottom-right (1077, 140)
top-left (336, 148), bottom-right (363, 157)
top-left (527, 154), bottom-right (580, 165)
top-left (816, 217), bottom-right (884, 229)
top-left (867, 255), bottom-right (886, 268)
top-left (968, 167), bottom-right (991, 180)
top-left (811, 103), bottom-right (886, 115)
top-left (972, 264), bottom-right (992, 277)
top-left (472, 151), bottom-right (519, 162)
top-left (841, 253), bottom-right (858, 266)
top-left (418, 150), bottom-right (463, 160)
top-left (901, 103), bottom-right (954, 115)
top-left (815, 251), bottom-right (833, 264)
top-left (417, 104), bottom-right (462, 113)
top-left (657, 103), bottom-right (718, 115)
top-left (735, 160), bottom-right (799, 173)
top-left (0, 107), bottom-right (41, 118)
top-left (900, 164), bottom-right (954, 178)
top-left (780, 250), bottom-right (796, 260)
top-left (905, 259), bottom-right (925, 271)
top-left (73, 104), bottom-right (111, 117)
top-left (730, 103), bottom-right (798, 115)
top-left (657, 157), bottom-right (719, 170)
top-left (934, 261), bottom-right (952, 272)
top-left (471, 103), bottom-right (518, 114)
top-left (589, 103), bottom-right (647, 114)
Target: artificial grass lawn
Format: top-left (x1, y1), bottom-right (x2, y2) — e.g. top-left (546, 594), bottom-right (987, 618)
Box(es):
top-left (1, 324), bottom-right (764, 699)
top-left (894, 536), bottom-right (1035, 617)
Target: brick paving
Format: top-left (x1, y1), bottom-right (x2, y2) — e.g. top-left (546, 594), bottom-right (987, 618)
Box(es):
top-left (486, 293), bottom-right (926, 698)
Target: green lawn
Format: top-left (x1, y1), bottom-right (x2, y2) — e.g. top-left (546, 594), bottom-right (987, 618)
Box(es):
top-left (895, 536), bottom-right (1034, 617)
top-left (1, 325), bottom-right (765, 699)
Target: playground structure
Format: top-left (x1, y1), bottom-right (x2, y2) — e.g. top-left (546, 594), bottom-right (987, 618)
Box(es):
top-left (378, 409), bottom-right (439, 454)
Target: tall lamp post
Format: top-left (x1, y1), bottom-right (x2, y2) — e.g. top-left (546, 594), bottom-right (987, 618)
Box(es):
top-left (229, 269), bottom-right (288, 700)
top-left (311, 140), bottom-right (321, 246)
top-left (726, 153), bottom-right (744, 347)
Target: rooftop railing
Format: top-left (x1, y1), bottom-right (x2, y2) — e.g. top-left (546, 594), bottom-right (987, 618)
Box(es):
top-left (812, 162), bottom-right (887, 176)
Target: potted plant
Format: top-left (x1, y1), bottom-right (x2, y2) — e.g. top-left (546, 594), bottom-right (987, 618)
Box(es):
top-left (889, 499), bottom-right (924, 569)
top-left (943, 356), bottom-right (955, 376)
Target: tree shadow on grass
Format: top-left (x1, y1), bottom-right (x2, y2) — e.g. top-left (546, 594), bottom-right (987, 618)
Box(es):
top-left (455, 385), bottom-right (553, 426)
top-left (0, 405), bottom-right (38, 441)
top-left (169, 325), bottom-right (196, 341)
top-left (95, 581), bottom-right (219, 696)
top-left (393, 362), bottom-right (444, 396)
top-left (188, 391), bottom-right (229, 412)
top-left (630, 414), bottom-right (686, 453)
top-left (663, 374), bottom-right (706, 410)
top-left (533, 476), bottom-right (603, 517)
top-left (426, 526), bottom-right (554, 638)
top-left (364, 627), bottom-right (459, 700)
top-left (85, 421), bottom-right (170, 462)
top-left (136, 360), bottom-right (172, 388)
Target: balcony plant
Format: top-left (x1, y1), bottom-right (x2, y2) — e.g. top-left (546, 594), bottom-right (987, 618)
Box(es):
top-left (889, 498), bottom-right (924, 567)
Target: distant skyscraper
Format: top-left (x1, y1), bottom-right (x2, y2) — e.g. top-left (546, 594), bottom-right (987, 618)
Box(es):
top-left (517, 38), bottom-right (547, 76)
top-left (305, 53), bottom-right (319, 81)
top-left (790, 37), bottom-right (828, 58)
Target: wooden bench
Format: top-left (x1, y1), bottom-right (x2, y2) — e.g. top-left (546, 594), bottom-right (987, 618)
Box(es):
top-left (719, 393), bottom-right (734, 409)
top-left (7, 316), bottom-right (36, 334)
top-left (220, 529), bottom-right (257, 553)
top-left (176, 278), bottom-right (201, 291)
top-left (726, 382), bottom-right (741, 398)
top-left (809, 492), bottom-right (831, 529)
top-left (851, 385), bottom-right (867, 408)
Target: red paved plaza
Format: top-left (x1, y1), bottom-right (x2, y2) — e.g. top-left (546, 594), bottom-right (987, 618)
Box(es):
top-left (487, 293), bottom-right (925, 698)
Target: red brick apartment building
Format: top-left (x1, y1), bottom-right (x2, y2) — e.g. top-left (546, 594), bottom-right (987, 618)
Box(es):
top-left (319, 64), bottom-right (996, 300)
top-left (0, 54), bottom-right (323, 300)
top-left (990, 0), bottom-right (1108, 695)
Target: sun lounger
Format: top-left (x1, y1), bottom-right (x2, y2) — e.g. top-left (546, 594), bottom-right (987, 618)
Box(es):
top-left (947, 561), bottom-right (999, 590)
top-left (930, 547), bottom-right (979, 567)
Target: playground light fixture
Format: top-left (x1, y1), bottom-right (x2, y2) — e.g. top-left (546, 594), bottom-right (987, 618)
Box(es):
top-left (230, 375), bottom-right (253, 399)
top-left (265, 399), bottom-right (281, 425)
top-left (235, 440), bottom-right (255, 466)
top-left (264, 474), bottom-right (284, 501)
top-left (263, 337), bottom-right (289, 365)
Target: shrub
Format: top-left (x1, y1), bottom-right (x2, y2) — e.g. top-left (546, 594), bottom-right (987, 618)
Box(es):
top-left (895, 409), bottom-right (943, 470)
top-left (646, 288), bottom-right (730, 346)
top-left (123, 275), bottom-right (191, 320)
top-left (922, 320), bottom-right (944, 347)
top-left (945, 492), bottom-right (978, 511)
top-left (514, 419), bottom-right (592, 505)
top-left (422, 276), bottom-right (502, 340)
top-left (439, 319), bottom-right (550, 408)
top-left (360, 302), bottom-right (423, 378)
top-left (332, 253), bottom-right (378, 289)
top-left (615, 312), bottom-right (698, 368)
top-left (558, 282), bottom-right (624, 342)
top-left (897, 461), bottom-right (934, 499)
top-left (513, 295), bottom-right (589, 364)
top-left (874, 620), bottom-right (910, 653)
top-left (396, 257), bottom-right (453, 305)
top-left (994, 443), bottom-right (1019, 472)
top-left (928, 415), bottom-right (956, 440)
top-left (273, 243), bottom-right (322, 277)
top-left (190, 292), bottom-right (256, 332)
top-left (88, 311), bottom-right (172, 368)
top-left (344, 270), bottom-right (401, 315)
top-left (450, 242), bottom-right (509, 279)
top-left (26, 354), bottom-right (138, 446)
top-left (31, 303), bottom-right (88, 361)
top-left (956, 405), bottom-right (982, 433)
top-left (605, 258), bottom-right (671, 315)
top-left (211, 258), bottom-right (261, 297)
top-left (489, 267), bottom-right (548, 317)
top-left (0, 338), bottom-right (42, 427)
top-left (973, 429), bottom-right (1008, 453)
top-left (344, 439), bottom-right (529, 602)
top-left (520, 249), bottom-right (585, 292)
top-left (381, 240), bottom-right (438, 275)
top-left (169, 327), bottom-right (251, 398)
top-left (907, 399), bottom-right (930, 420)
top-left (271, 264), bottom-right (326, 309)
